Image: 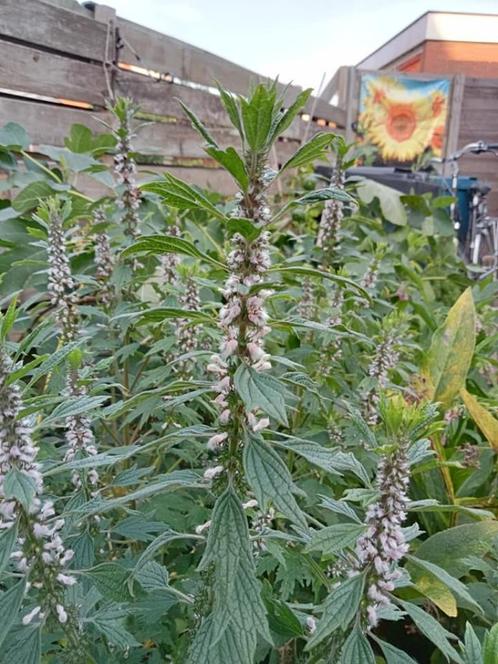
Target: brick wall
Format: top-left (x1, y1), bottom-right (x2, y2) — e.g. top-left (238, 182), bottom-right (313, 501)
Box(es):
top-left (421, 41), bottom-right (498, 77)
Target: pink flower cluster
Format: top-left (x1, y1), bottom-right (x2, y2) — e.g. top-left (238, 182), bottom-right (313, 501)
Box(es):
top-left (0, 350), bottom-right (75, 625)
top-left (205, 230), bottom-right (272, 464)
top-left (93, 207), bottom-right (114, 307)
top-left (47, 204), bottom-right (78, 341)
top-left (159, 224), bottom-right (181, 286)
top-left (113, 106), bottom-right (141, 241)
top-left (355, 443), bottom-right (410, 628)
top-left (176, 277), bottom-right (202, 365)
top-left (64, 372), bottom-right (99, 491)
top-left (368, 330), bottom-right (401, 389)
top-left (317, 166), bottom-right (345, 257)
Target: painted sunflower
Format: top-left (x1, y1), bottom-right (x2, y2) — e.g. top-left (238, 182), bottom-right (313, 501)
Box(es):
top-left (359, 76), bottom-right (447, 161)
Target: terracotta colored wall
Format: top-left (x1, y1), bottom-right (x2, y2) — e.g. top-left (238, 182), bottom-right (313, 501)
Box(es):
top-left (420, 41), bottom-right (498, 77)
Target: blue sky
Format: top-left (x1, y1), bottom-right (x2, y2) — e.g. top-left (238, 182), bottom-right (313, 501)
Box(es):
top-left (108, 0), bottom-right (498, 91)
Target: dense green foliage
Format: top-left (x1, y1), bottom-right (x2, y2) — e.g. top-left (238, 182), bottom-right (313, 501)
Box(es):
top-left (0, 85), bottom-right (497, 664)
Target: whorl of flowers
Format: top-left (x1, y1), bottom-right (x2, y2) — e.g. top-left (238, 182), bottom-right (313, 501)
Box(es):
top-left (175, 276), bottom-right (202, 369)
top-left (355, 439), bottom-right (410, 628)
top-left (63, 369), bottom-right (99, 491)
top-left (205, 170), bottom-right (274, 465)
top-left (327, 285), bottom-right (344, 328)
top-left (368, 329), bottom-right (401, 389)
top-left (363, 326), bottom-right (402, 424)
top-left (317, 159), bottom-right (345, 260)
top-left (45, 199), bottom-right (78, 342)
top-left (93, 207), bottom-right (114, 307)
top-left (361, 247), bottom-right (386, 291)
top-left (112, 98), bottom-right (141, 242)
top-left (159, 223), bottom-right (181, 286)
top-left (298, 278), bottom-right (316, 320)
top-left (0, 349), bottom-right (76, 626)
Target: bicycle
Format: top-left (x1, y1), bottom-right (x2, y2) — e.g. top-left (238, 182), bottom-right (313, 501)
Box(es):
top-left (436, 141), bottom-right (498, 279)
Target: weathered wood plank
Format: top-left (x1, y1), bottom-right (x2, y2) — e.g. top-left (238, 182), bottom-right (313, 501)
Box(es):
top-left (115, 71), bottom-right (229, 127)
top-left (115, 18), bottom-right (344, 125)
top-left (115, 70), bottom-right (307, 141)
top-left (464, 77), bottom-right (498, 90)
top-left (444, 74), bottom-right (464, 168)
top-left (117, 17), bottom-right (280, 98)
top-left (0, 0), bottom-right (108, 62)
top-left (0, 41), bottom-right (107, 106)
top-left (0, 97), bottom-right (110, 146)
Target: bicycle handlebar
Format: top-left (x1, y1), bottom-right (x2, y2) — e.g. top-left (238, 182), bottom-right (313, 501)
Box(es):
top-left (450, 141), bottom-right (498, 160)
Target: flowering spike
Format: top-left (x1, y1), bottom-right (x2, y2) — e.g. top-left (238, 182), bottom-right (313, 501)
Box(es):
top-left (92, 207), bottom-right (114, 307)
top-left (112, 98), bottom-right (141, 240)
top-left (0, 348), bottom-right (76, 628)
top-left (43, 198), bottom-right (78, 342)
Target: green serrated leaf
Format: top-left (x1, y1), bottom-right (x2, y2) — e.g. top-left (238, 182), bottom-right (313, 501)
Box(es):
top-left (3, 470), bottom-right (36, 511)
top-left (243, 436), bottom-right (307, 530)
top-left (305, 523), bottom-right (365, 555)
top-left (296, 186), bottom-right (354, 205)
top-left (41, 395), bottom-right (108, 425)
top-left (135, 307), bottom-right (215, 326)
top-left (135, 560), bottom-right (169, 591)
top-left (12, 181), bottom-right (56, 213)
top-left (280, 132), bottom-right (334, 173)
top-left (483, 623), bottom-right (498, 664)
top-left (0, 580), bottom-right (25, 649)
top-left (0, 296), bottom-right (17, 341)
top-left (121, 234), bottom-right (226, 270)
top-left (0, 624), bottom-right (41, 664)
top-left (398, 599), bottom-right (463, 663)
top-left (240, 84), bottom-right (276, 152)
top-left (178, 99), bottom-right (218, 147)
top-left (306, 574), bottom-right (365, 650)
top-left (271, 88), bottom-right (312, 140)
top-left (142, 173), bottom-right (227, 221)
top-left (271, 435), bottom-right (344, 475)
top-left (199, 488), bottom-right (248, 592)
top-left (228, 548), bottom-right (272, 642)
top-left (0, 522), bottom-right (18, 576)
top-left (84, 562), bottom-right (132, 602)
top-left (340, 625), bottom-right (376, 664)
top-left (463, 622), bottom-right (482, 664)
top-left (234, 365), bottom-right (288, 425)
top-left (225, 217), bottom-right (261, 241)
top-left (415, 521), bottom-right (498, 578)
top-left (205, 146), bottom-right (249, 191)
top-left (407, 555), bottom-right (483, 616)
top-left (269, 265), bottom-right (368, 297)
top-left (22, 341), bottom-right (81, 387)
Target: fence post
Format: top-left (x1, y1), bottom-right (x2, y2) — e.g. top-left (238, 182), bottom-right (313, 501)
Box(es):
top-left (444, 73), bottom-right (465, 174)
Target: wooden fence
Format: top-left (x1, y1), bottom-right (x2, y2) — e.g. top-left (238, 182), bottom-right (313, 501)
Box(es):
top-left (322, 66), bottom-right (498, 214)
top-left (0, 0), bottom-right (345, 196)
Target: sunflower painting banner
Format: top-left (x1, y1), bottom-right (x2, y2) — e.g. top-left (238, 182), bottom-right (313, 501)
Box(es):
top-left (358, 73), bottom-right (450, 163)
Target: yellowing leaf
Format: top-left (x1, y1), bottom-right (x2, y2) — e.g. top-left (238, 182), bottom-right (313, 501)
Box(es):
top-left (414, 573), bottom-right (457, 617)
top-left (423, 288), bottom-right (476, 408)
top-left (461, 388), bottom-right (498, 451)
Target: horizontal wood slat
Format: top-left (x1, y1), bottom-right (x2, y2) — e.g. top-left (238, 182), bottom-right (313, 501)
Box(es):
top-left (0, 97), bottom-right (109, 146)
top-left (0, 0), bottom-right (107, 62)
top-left (0, 41), bottom-right (107, 106)
top-left (115, 71), bottom-right (308, 141)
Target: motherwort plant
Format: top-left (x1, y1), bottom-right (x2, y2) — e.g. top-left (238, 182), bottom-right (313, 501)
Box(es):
top-left (38, 199), bottom-right (99, 494)
top-left (110, 98), bottom-right (142, 243)
top-left (306, 398), bottom-right (438, 657)
top-left (0, 348), bottom-right (83, 655)
top-left (125, 82), bottom-right (350, 662)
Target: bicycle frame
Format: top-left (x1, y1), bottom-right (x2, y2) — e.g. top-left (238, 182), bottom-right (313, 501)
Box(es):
top-left (437, 141), bottom-right (498, 278)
